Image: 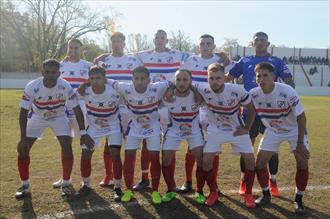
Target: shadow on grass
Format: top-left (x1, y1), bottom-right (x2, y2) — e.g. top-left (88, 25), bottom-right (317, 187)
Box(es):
top-left (66, 189), bottom-right (121, 219)
top-left (277, 196), bottom-right (330, 219)
top-left (20, 193), bottom-right (37, 219)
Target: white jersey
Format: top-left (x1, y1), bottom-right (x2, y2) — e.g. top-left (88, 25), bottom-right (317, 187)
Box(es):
top-left (60, 59), bottom-right (93, 89)
top-left (99, 54), bottom-right (143, 82)
top-left (113, 81), bottom-right (169, 137)
top-left (197, 83), bottom-right (250, 132)
top-left (20, 77), bottom-right (78, 120)
top-left (78, 84), bottom-right (121, 136)
top-left (250, 82), bottom-right (304, 134)
top-left (183, 54), bottom-right (221, 85)
top-left (163, 91), bottom-right (201, 138)
top-left (136, 49), bottom-right (189, 83)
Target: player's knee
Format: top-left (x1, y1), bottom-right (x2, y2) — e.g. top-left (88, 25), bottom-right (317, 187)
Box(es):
top-left (296, 157), bottom-right (308, 169)
top-left (110, 148), bottom-right (120, 160)
top-left (255, 158), bottom-right (267, 169)
top-left (244, 156), bottom-right (255, 170)
top-left (202, 159), bottom-right (212, 171)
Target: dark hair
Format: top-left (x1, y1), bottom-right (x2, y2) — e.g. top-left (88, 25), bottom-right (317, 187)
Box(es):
top-left (253, 32), bottom-right (268, 40)
top-left (207, 63), bottom-right (225, 73)
top-left (43, 59), bottom-right (60, 69)
top-left (176, 68), bottom-right (192, 79)
top-left (200, 34), bottom-right (214, 42)
top-left (110, 32), bottom-right (126, 41)
top-left (155, 29), bottom-right (167, 37)
top-left (132, 66), bottom-right (150, 77)
top-left (255, 62), bottom-right (275, 73)
top-left (68, 38), bottom-right (83, 46)
top-left (88, 65), bottom-right (106, 76)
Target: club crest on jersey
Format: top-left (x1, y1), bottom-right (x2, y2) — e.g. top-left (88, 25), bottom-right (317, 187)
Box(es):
top-left (117, 64), bottom-right (122, 69)
top-left (227, 99), bottom-right (235, 106)
top-left (218, 101), bottom-right (224, 106)
top-left (69, 71), bottom-right (75, 75)
top-left (191, 104), bottom-right (199, 111)
top-left (98, 102), bottom-right (104, 107)
top-left (108, 101), bottom-right (116, 107)
top-left (126, 63), bottom-right (133, 69)
top-left (166, 57), bottom-right (173, 63)
top-left (147, 96), bottom-right (155, 103)
top-left (56, 93), bottom-right (64, 99)
top-left (181, 106), bottom-right (187, 112)
top-left (138, 100), bottom-right (143, 105)
top-left (266, 103), bottom-right (272, 108)
top-left (277, 101), bottom-right (287, 109)
top-left (80, 70), bottom-right (87, 76)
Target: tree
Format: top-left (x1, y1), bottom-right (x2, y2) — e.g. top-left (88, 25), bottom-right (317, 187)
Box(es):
top-left (1, 0), bottom-right (117, 71)
top-left (221, 38), bottom-right (240, 54)
top-left (126, 33), bottom-right (152, 53)
top-left (168, 30), bottom-right (196, 52)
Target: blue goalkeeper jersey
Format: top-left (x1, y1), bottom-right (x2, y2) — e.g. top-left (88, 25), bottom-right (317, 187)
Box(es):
top-left (229, 55), bottom-right (292, 91)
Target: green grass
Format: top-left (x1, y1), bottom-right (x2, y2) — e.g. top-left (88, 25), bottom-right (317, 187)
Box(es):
top-left (0, 90), bottom-right (329, 219)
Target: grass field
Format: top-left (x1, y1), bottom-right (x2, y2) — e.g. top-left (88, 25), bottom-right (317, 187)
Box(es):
top-left (0, 89), bottom-right (329, 219)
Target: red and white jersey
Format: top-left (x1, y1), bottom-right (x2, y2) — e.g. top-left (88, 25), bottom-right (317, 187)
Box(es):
top-left (113, 81), bottom-right (169, 137)
top-left (98, 54), bottom-right (143, 82)
top-left (60, 59), bottom-right (92, 89)
top-left (163, 91), bottom-right (201, 137)
top-left (78, 84), bottom-right (121, 135)
top-left (136, 49), bottom-right (190, 83)
top-left (20, 77), bottom-right (78, 120)
top-left (197, 83), bottom-right (250, 132)
top-left (183, 54), bottom-right (221, 85)
top-left (250, 82), bottom-right (304, 134)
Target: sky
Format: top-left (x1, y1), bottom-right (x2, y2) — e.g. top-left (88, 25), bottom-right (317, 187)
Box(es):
top-left (82, 0), bottom-right (330, 49)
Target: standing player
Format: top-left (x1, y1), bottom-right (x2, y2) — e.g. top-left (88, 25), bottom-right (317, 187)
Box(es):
top-left (180, 34), bottom-right (229, 193)
top-left (228, 32), bottom-right (295, 196)
top-left (161, 69), bottom-right (204, 203)
top-left (75, 66), bottom-right (124, 201)
top-left (15, 59), bottom-right (93, 199)
top-left (133, 29), bottom-right (189, 191)
top-left (196, 63), bottom-right (256, 208)
top-left (97, 32), bottom-right (143, 187)
top-left (53, 38), bottom-right (93, 188)
top-left (113, 66), bottom-right (170, 204)
top-left (251, 62), bottom-right (309, 215)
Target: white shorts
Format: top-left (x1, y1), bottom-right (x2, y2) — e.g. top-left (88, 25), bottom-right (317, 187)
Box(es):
top-left (199, 107), bottom-right (208, 131)
top-left (81, 132), bottom-right (122, 150)
top-left (204, 131), bottom-right (254, 154)
top-left (67, 101), bottom-right (87, 137)
top-left (258, 129), bottom-right (310, 152)
top-left (125, 135), bottom-right (161, 151)
top-left (163, 132), bottom-right (204, 151)
top-left (27, 116), bottom-right (71, 138)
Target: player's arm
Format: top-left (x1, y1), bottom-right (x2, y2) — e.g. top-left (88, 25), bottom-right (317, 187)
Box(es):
top-left (296, 112), bottom-right (309, 159)
top-left (233, 102), bottom-right (255, 136)
top-left (93, 53), bottom-right (110, 64)
top-left (190, 84), bottom-right (205, 105)
top-left (215, 52), bottom-right (230, 67)
top-left (73, 105), bottom-right (95, 150)
top-left (225, 73), bottom-right (235, 83)
top-left (283, 77), bottom-right (295, 88)
top-left (163, 83), bottom-right (176, 103)
top-left (18, 108), bottom-right (29, 139)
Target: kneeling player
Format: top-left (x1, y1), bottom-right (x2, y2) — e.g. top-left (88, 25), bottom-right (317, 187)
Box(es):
top-left (161, 69), bottom-right (204, 203)
top-left (251, 62), bottom-right (310, 215)
top-left (75, 66), bottom-right (123, 201)
top-left (197, 63), bottom-right (256, 208)
top-left (15, 59), bottom-right (93, 200)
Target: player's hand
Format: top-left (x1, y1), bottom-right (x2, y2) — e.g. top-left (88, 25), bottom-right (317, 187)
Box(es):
top-left (93, 53), bottom-right (109, 64)
top-left (296, 143), bottom-right (310, 160)
top-left (233, 126), bottom-right (249, 136)
top-left (163, 86), bottom-right (175, 103)
top-left (17, 138), bottom-right (29, 157)
top-left (63, 56), bottom-right (70, 62)
top-left (77, 82), bottom-right (90, 96)
top-left (80, 134), bottom-right (95, 151)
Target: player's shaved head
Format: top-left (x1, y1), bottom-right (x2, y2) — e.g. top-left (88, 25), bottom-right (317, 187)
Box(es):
top-left (132, 66), bottom-right (150, 77)
top-left (200, 34), bottom-right (215, 43)
top-left (111, 32), bottom-right (126, 41)
top-left (68, 38), bottom-right (83, 47)
top-left (155, 29), bottom-right (167, 37)
top-left (175, 68), bottom-right (192, 79)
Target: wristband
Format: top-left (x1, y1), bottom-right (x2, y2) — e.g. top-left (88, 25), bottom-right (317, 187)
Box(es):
top-left (80, 130), bottom-right (87, 136)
